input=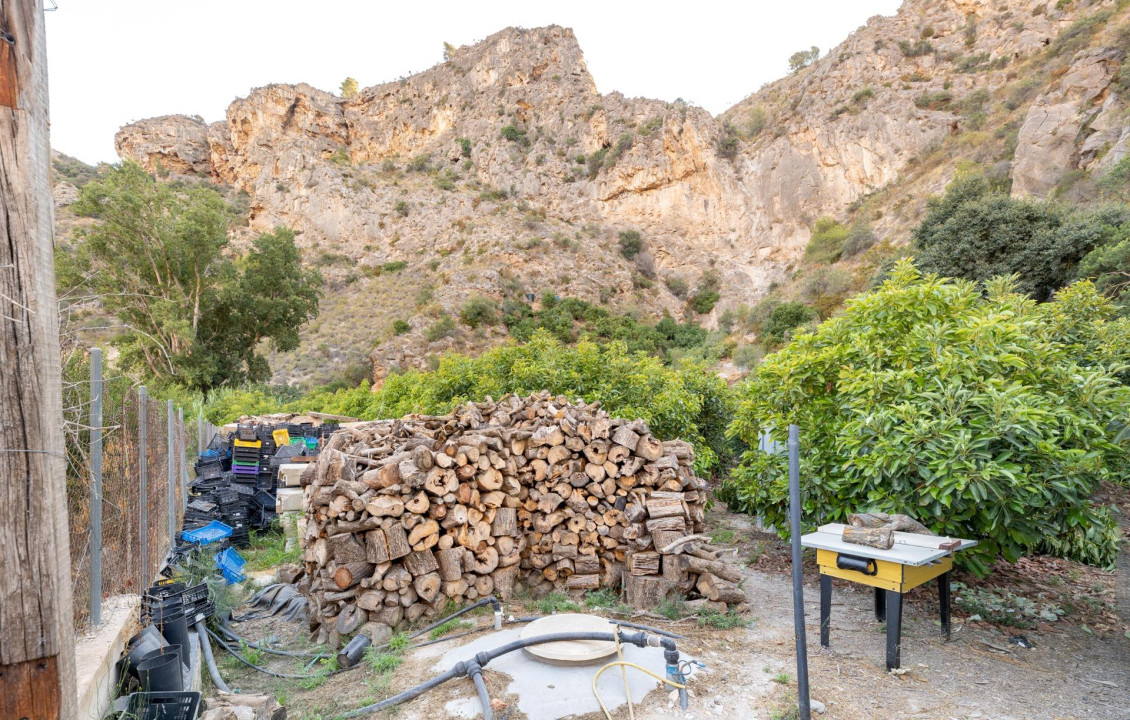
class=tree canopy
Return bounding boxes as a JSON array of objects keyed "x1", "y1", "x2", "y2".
[
  {"x1": 788, "y1": 46, "x2": 820, "y2": 72},
  {"x1": 721, "y1": 262, "x2": 1130, "y2": 574},
  {"x1": 913, "y1": 171, "x2": 1130, "y2": 301},
  {"x1": 340, "y1": 77, "x2": 359, "y2": 98},
  {"x1": 68, "y1": 162, "x2": 322, "y2": 391}
]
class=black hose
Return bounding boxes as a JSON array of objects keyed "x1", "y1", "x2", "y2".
[
  {"x1": 342, "y1": 630, "x2": 659, "y2": 719},
  {"x1": 340, "y1": 665, "x2": 464, "y2": 718},
  {"x1": 196, "y1": 621, "x2": 231, "y2": 693},
  {"x1": 470, "y1": 667, "x2": 493, "y2": 720},
  {"x1": 405, "y1": 597, "x2": 500, "y2": 641},
  {"x1": 610, "y1": 619, "x2": 685, "y2": 639}
]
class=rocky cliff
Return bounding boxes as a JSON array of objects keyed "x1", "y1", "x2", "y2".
[{"x1": 112, "y1": 0, "x2": 1129, "y2": 385}]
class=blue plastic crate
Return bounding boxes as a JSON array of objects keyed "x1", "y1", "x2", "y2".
[
  {"x1": 180, "y1": 520, "x2": 233, "y2": 545},
  {"x1": 215, "y1": 547, "x2": 246, "y2": 584}
]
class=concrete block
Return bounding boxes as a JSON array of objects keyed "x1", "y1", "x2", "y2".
[
  {"x1": 277, "y1": 488, "x2": 303, "y2": 512},
  {"x1": 278, "y1": 463, "x2": 306, "y2": 487}
]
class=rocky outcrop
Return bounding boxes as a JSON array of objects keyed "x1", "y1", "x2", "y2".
[
  {"x1": 114, "y1": 114, "x2": 212, "y2": 176},
  {"x1": 111, "y1": 0, "x2": 1129, "y2": 384},
  {"x1": 1012, "y1": 48, "x2": 1124, "y2": 197}
]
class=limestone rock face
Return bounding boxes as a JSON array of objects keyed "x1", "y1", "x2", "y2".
[
  {"x1": 114, "y1": 114, "x2": 211, "y2": 176},
  {"x1": 1012, "y1": 48, "x2": 1123, "y2": 197},
  {"x1": 111, "y1": 1, "x2": 1129, "y2": 384}
]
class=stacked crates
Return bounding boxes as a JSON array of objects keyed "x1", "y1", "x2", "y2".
[{"x1": 231, "y1": 436, "x2": 262, "y2": 479}]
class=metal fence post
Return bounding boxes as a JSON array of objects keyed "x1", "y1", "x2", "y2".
[
  {"x1": 88, "y1": 348, "x2": 103, "y2": 626},
  {"x1": 167, "y1": 398, "x2": 176, "y2": 554},
  {"x1": 139, "y1": 385, "x2": 148, "y2": 588},
  {"x1": 197, "y1": 413, "x2": 204, "y2": 453},
  {"x1": 179, "y1": 406, "x2": 188, "y2": 512},
  {"x1": 788, "y1": 424, "x2": 812, "y2": 719}
]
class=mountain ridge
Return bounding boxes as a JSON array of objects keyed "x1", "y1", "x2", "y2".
[{"x1": 97, "y1": 0, "x2": 1129, "y2": 386}]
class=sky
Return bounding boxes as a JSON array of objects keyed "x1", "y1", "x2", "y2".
[{"x1": 45, "y1": 0, "x2": 903, "y2": 164}]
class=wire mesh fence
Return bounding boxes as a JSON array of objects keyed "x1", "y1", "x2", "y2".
[{"x1": 64, "y1": 348, "x2": 195, "y2": 631}]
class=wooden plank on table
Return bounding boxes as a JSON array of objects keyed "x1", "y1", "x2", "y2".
[{"x1": 819, "y1": 523, "x2": 977, "y2": 552}]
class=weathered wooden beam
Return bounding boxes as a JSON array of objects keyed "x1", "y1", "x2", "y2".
[{"x1": 0, "y1": 1, "x2": 77, "y2": 716}]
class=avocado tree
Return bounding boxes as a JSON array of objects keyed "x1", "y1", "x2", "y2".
[{"x1": 721, "y1": 261, "x2": 1129, "y2": 574}]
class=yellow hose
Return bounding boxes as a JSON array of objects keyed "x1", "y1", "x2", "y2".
[
  {"x1": 592, "y1": 661, "x2": 687, "y2": 720},
  {"x1": 614, "y1": 631, "x2": 634, "y2": 720}
]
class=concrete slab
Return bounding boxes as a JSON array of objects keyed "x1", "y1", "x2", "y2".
[{"x1": 420, "y1": 626, "x2": 680, "y2": 720}]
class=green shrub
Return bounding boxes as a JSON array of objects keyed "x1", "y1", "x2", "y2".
[
  {"x1": 914, "y1": 91, "x2": 953, "y2": 110},
  {"x1": 745, "y1": 108, "x2": 768, "y2": 136},
  {"x1": 424, "y1": 314, "x2": 458, "y2": 342},
  {"x1": 721, "y1": 262, "x2": 1129, "y2": 575},
  {"x1": 383, "y1": 260, "x2": 407, "y2": 273},
  {"x1": 898, "y1": 39, "x2": 933, "y2": 57},
  {"x1": 732, "y1": 343, "x2": 763, "y2": 369},
  {"x1": 406, "y1": 154, "x2": 432, "y2": 172},
  {"x1": 604, "y1": 133, "x2": 634, "y2": 169},
  {"x1": 914, "y1": 171, "x2": 1130, "y2": 300},
  {"x1": 1097, "y1": 157, "x2": 1130, "y2": 203},
  {"x1": 459, "y1": 296, "x2": 500, "y2": 328},
  {"x1": 665, "y1": 275, "x2": 690, "y2": 298},
  {"x1": 690, "y1": 270, "x2": 722, "y2": 315},
  {"x1": 717, "y1": 124, "x2": 740, "y2": 160},
  {"x1": 618, "y1": 230, "x2": 643, "y2": 259},
  {"x1": 457, "y1": 137, "x2": 472, "y2": 157},
  {"x1": 762, "y1": 302, "x2": 817, "y2": 344},
  {"x1": 290, "y1": 332, "x2": 736, "y2": 474},
  {"x1": 394, "y1": 200, "x2": 409, "y2": 217},
  {"x1": 805, "y1": 217, "x2": 849, "y2": 264},
  {"x1": 840, "y1": 224, "x2": 876, "y2": 258},
  {"x1": 392, "y1": 319, "x2": 411, "y2": 335},
  {"x1": 501, "y1": 124, "x2": 529, "y2": 147},
  {"x1": 691, "y1": 290, "x2": 720, "y2": 314}
]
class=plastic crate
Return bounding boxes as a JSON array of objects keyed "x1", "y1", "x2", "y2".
[
  {"x1": 251, "y1": 488, "x2": 275, "y2": 508},
  {"x1": 215, "y1": 547, "x2": 246, "y2": 584},
  {"x1": 145, "y1": 582, "x2": 185, "y2": 601},
  {"x1": 125, "y1": 691, "x2": 201, "y2": 720},
  {"x1": 180, "y1": 520, "x2": 233, "y2": 545}
]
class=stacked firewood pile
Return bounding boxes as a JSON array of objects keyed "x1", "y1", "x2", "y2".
[{"x1": 299, "y1": 392, "x2": 747, "y2": 638}]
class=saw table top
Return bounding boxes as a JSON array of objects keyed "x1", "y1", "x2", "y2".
[{"x1": 800, "y1": 523, "x2": 977, "y2": 566}]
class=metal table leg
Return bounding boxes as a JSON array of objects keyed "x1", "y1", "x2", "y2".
[
  {"x1": 885, "y1": 590, "x2": 903, "y2": 671},
  {"x1": 874, "y1": 586, "x2": 886, "y2": 622},
  {"x1": 938, "y1": 570, "x2": 951, "y2": 640},
  {"x1": 819, "y1": 574, "x2": 832, "y2": 647}
]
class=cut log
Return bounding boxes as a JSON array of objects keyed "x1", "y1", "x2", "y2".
[
  {"x1": 842, "y1": 525, "x2": 895, "y2": 549},
  {"x1": 384, "y1": 524, "x2": 411, "y2": 560},
  {"x1": 624, "y1": 574, "x2": 671, "y2": 608},
  {"x1": 695, "y1": 573, "x2": 747, "y2": 604},
  {"x1": 628, "y1": 551, "x2": 661, "y2": 576},
  {"x1": 848, "y1": 512, "x2": 932, "y2": 535},
  {"x1": 334, "y1": 562, "x2": 375, "y2": 590},
  {"x1": 413, "y1": 572, "x2": 441, "y2": 604},
  {"x1": 403, "y1": 550, "x2": 439, "y2": 576}
]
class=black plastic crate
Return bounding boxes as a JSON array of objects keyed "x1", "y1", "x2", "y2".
[{"x1": 126, "y1": 691, "x2": 201, "y2": 720}]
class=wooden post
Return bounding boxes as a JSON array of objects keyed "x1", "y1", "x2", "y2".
[{"x1": 0, "y1": 0, "x2": 78, "y2": 717}]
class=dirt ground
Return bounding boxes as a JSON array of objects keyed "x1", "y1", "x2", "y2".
[{"x1": 208, "y1": 503, "x2": 1129, "y2": 720}]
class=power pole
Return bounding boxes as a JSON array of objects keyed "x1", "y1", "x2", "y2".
[{"x1": 0, "y1": 1, "x2": 78, "y2": 718}]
